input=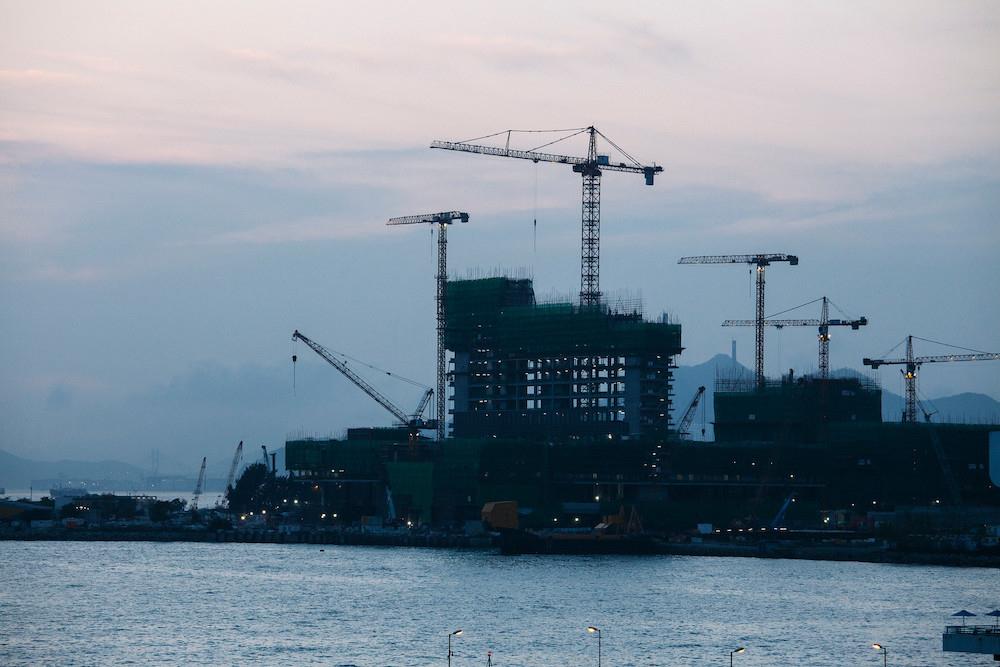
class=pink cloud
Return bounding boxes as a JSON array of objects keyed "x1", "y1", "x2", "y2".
[{"x1": 0, "y1": 68, "x2": 86, "y2": 84}]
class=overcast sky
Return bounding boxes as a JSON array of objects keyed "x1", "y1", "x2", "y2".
[{"x1": 2, "y1": 1, "x2": 998, "y2": 474}]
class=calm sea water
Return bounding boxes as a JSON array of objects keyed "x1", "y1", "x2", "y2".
[{"x1": 0, "y1": 541, "x2": 996, "y2": 666}]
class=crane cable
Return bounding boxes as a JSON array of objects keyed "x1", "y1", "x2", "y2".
[{"x1": 533, "y1": 160, "x2": 538, "y2": 263}]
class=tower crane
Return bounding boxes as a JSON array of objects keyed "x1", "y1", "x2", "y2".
[
  {"x1": 387, "y1": 211, "x2": 469, "y2": 442},
  {"x1": 431, "y1": 127, "x2": 662, "y2": 307},
  {"x1": 723, "y1": 297, "x2": 867, "y2": 379},
  {"x1": 678, "y1": 254, "x2": 799, "y2": 388},
  {"x1": 191, "y1": 456, "x2": 206, "y2": 513},
  {"x1": 863, "y1": 336, "x2": 999, "y2": 423},
  {"x1": 292, "y1": 330, "x2": 435, "y2": 454},
  {"x1": 677, "y1": 386, "x2": 706, "y2": 439}
]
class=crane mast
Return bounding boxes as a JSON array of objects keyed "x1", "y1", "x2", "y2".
[
  {"x1": 863, "y1": 335, "x2": 999, "y2": 423},
  {"x1": 679, "y1": 254, "x2": 799, "y2": 387},
  {"x1": 723, "y1": 296, "x2": 867, "y2": 379},
  {"x1": 432, "y1": 127, "x2": 661, "y2": 307},
  {"x1": 387, "y1": 211, "x2": 469, "y2": 441}
]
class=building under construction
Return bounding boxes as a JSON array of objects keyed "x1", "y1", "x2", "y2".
[
  {"x1": 713, "y1": 370, "x2": 882, "y2": 444},
  {"x1": 445, "y1": 276, "x2": 683, "y2": 440},
  {"x1": 283, "y1": 284, "x2": 998, "y2": 531}
]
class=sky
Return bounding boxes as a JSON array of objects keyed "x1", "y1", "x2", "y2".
[{"x1": 1, "y1": 1, "x2": 998, "y2": 475}]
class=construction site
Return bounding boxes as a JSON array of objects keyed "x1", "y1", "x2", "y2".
[{"x1": 282, "y1": 127, "x2": 999, "y2": 537}]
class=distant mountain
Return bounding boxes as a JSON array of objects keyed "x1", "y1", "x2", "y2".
[
  {"x1": 672, "y1": 356, "x2": 1000, "y2": 437},
  {"x1": 826, "y1": 368, "x2": 1000, "y2": 424},
  {"x1": 0, "y1": 447, "x2": 286, "y2": 494},
  {"x1": 0, "y1": 449, "x2": 146, "y2": 494},
  {"x1": 881, "y1": 392, "x2": 1000, "y2": 425},
  {"x1": 3, "y1": 367, "x2": 993, "y2": 488}
]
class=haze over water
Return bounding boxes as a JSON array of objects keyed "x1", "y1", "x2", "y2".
[{"x1": 2, "y1": 542, "x2": 995, "y2": 666}]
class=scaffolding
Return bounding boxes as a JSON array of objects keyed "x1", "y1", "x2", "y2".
[
  {"x1": 713, "y1": 373, "x2": 883, "y2": 444},
  {"x1": 446, "y1": 277, "x2": 682, "y2": 440}
]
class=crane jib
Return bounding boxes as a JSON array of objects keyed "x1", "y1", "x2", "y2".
[
  {"x1": 429, "y1": 141, "x2": 661, "y2": 181},
  {"x1": 291, "y1": 330, "x2": 434, "y2": 429}
]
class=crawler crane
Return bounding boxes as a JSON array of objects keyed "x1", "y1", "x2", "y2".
[{"x1": 292, "y1": 330, "x2": 435, "y2": 456}]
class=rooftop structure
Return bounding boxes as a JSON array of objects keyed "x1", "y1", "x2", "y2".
[{"x1": 445, "y1": 276, "x2": 683, "y2": 440}]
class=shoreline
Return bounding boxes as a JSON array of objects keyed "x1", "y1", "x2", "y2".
[{"x1": 4, "y1": 526, "x2": 999, "y2": 567}]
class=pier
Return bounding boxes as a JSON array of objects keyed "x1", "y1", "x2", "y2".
[{"x1": 942, "y1": 625, "x2": 1000, "y2": 659}]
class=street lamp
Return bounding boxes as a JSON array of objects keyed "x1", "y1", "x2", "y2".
[
  {"x1": 730, "y1": 647, "x2": 745, "y2": 666},
  {"x1": 872, "y1": 643, "x2": 886, "y2": 666},
  {"x1": 587, "y1": 626, "x2": 601, "y2": 667},
  {"x1": 448, "y1": 630, "x2": 462, "y2": 667}
]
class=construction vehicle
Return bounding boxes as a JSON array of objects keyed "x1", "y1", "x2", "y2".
[
  {"x1": 432, "y1": 127, "x2": 661, "y2": 307},
  {"x1": 863, "y1": 335, "x2": 999, "y2": 423},
  {"x1": 292, "y1": 330, "x2": 435, "y2": 455},
  {"x1": 677, "y1": 386, "x2": 706, "y2": 439},
  {"x1": 597, "y1": 505, "x2": 645, "y2": 536},
  {"x1": 723, "y1": 296, "x2": 867, "y2": 379},
  {"x1": 387, "y1": 211, "x2": 469, "y2": 441},
  {"x1": 679, "y1": 253, "x2": 798, "y2": 387},
  {"x1": 481, "y1": 500, "x2": 519, "y2": 532}
]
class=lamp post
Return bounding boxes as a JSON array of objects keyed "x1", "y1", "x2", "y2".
[
  {"x1": 587, "y1": 626, "x2": 601, "y2": 667},
  {"x1": 730, "y1": 647, "x2": 745, "y2": 666},
  {"x1": 872, "y1": 643, "x2": 886, "y2": 666},
  {"x1": 448, "y1": 630, "x2": 462, "y2": 667}
]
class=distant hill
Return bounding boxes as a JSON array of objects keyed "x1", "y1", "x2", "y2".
[
  {"x1": 0, "y1": 449, "x2": 147, "y2": 494},
  {"x1": 672, "y1": 355, "x2": 1000, "y2": 436},
  {"x1": 672, "y1": 353, "x2": 745, "y2": 440},
  {"x1": 881, "y1": 392, "x2": 1000, "y2": 425},
  {"x1": 0, "y1": 447, "x2": 286, "y2": 494}
]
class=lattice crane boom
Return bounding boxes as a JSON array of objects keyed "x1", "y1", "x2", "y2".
[
  {"x1": 292, "y1": 330, "x2": 434, "y2": 429},
  {"x1": 863, "y1": 335, "x2": 999, "y2": 423},
  {"x1": 225, "y1": 441, "x2": 243, "y2": 493},
  {"x1": 387, "y1": 211, "x2": 469, "y2": 226},
  {"x1": 679, "y1": 253, "x2": 799, "y2": 387},
  {"x1": 432, "y1": 127, "x2": 661, "y2": 307},
  {"x1": 722, "y1": 318, "x2": 866, "y2": 327},
  {"x1": 677, "y1": 386, "x2": 706, "y2": 438},
  {"x1": 191, "y1": 456, "x2": 206, "y2": 513},
  {"x1": 387, "y1": 211, "x2": 469, "y2": 441}
]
